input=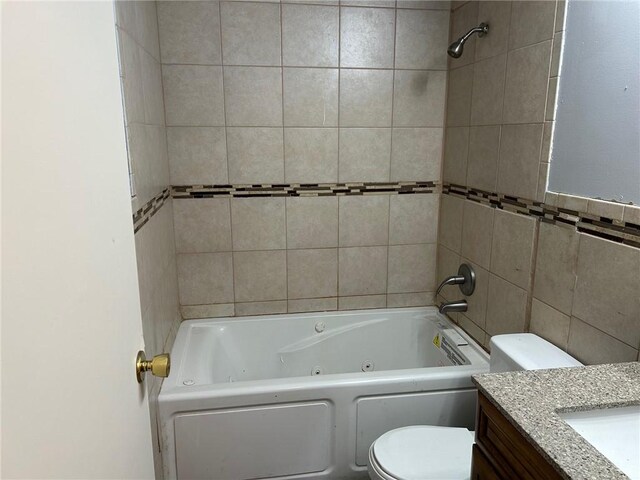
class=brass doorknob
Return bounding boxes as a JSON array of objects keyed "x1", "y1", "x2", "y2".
[{"x1": 136, "y1": 351, "x2": 170, "y2": 384}]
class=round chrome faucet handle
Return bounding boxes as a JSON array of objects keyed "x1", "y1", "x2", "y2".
[{"x1": 458, "y1": 263, "x2": 476, "y2": 296}]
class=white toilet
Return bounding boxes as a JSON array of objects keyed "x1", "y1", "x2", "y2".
[{"x1": 367, "y1": 333, "x2": 582, "y2": 480}]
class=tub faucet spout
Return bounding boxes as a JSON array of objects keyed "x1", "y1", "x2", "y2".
[{"x1": 438, "y1": 300, "x2": 468, "y2": 314}]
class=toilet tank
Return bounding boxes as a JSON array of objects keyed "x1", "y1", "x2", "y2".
[{"x1": 489, "y1": 334, "x2": 582, "y2": 373}]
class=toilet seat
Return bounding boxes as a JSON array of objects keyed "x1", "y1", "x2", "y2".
[{"x1": 368, "y1": 426, "x2": 474, "y2": 480}]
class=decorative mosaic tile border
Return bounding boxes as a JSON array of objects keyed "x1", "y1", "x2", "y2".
[
  {"x1": 133, "y1": 188, "x2": 170, "y2": 233},
  {"x1": 443, "y1": 183, "x2": 640, "y2": 249},
  {"x1": 171, "y1": 181, "x2": 438, "y2": 199}
]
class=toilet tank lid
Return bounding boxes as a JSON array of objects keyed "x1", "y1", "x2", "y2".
[{"x1": 490, "y1": 334, "x2": 583, "y2": 370}]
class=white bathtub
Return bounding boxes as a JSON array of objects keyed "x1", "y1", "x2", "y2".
[{"x1": 158, "y1": 307, "x2": 489, "y2": 480}]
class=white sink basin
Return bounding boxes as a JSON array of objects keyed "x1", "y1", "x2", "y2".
[{"x1": 560, "y1": 405, "x2": 640, "y2": 479}]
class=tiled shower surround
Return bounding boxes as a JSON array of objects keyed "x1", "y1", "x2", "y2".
[
  {"x1": 115, "y1": 3, "x2": 181, "y2": 476},
  {"x1": 437, "y1": 0, "x2": 640, "y2": 364},
  {"x1": 121, "y1": 0, "x2": 639, "y2": 370},
  {"x1": 157, "y1": 0, "x2": 451, "y2": 318}
]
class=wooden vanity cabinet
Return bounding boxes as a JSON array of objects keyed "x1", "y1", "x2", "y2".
[{"x1": 471, "y1": 392, "x2": 563, "y2": 480}]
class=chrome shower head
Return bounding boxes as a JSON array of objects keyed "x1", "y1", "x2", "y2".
[{"x1": 447, "y1": 23, "x2": 489, "y2": 58}]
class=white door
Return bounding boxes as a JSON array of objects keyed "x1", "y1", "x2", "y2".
[{"x1": 2, "y1": 2, "x2": 155, "y2": 478}]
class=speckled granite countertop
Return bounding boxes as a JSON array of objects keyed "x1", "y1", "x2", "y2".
[{"x1": 473, "y1": 362, "x2": 640, "y2": 479}]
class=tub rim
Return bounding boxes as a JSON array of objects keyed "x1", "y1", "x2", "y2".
[{"x1": 160, "y1": 306, "x2": 489, "y2": 396}]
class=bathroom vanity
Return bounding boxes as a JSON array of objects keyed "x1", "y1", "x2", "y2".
[{"x1": 471, "y1": 363, "x2": 640, "y2": 479}]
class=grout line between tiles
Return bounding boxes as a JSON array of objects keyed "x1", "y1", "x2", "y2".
[{"x1": 336, "y1": 3, "x2": 342, "y2": 298}]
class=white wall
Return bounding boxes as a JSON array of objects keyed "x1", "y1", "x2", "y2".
[
  {"x1": 550, "y1": 0, "x2": 640, "y2": 204},
  {"x1": 1, "y1": 2, "x2": 154, "y2": 477}
]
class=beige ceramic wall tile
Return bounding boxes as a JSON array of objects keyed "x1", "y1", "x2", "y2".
[
  {"x1": 135, "y1": 205, "x2": 169, "y2": 315},
  {"x1": 555, "y1": 0, "x2": 566, "y2": 32},
  {"x1": 341, "y1": 0, "x2": 395, "y2": 7},
  {"x1": 557, "y1": 193, "x2": 589, "y2": 213},
  {"x1": 135, "y1": 1, "x2": 161, "y2": 60},
  {"x1": 536, "y1": 162, "x2": 549, "y2": 203},
  {"x1": 490, "y1": 209, "x2": 537, "y2": 289},
  {"x1": 497, "y1": 123, "x2": 543, "y2": 199},
  {"x1": 282, "y1": 0, "x2": 328, "y2": 4},
  {"x1": 128, "y1": 124, "x2": 170, "y2": 205},
  {"x1": 339, "y1": 195, "x2": 390, "y2": 247},
  {"x1": 287, "y1": 248, "x2": 338, "y2": 299},
  {"x1": 475, "y1": 1, "x2": 511, "y2": 61},
  {"x1": 338, "y1": 294, "x2": 387, "y2": 310},
  {"x1": 118, "y1": 30, "x2": 145, "y2": 124},
  {"x1": 438, "y1": 194, "x2": 464, "y2": 252},
  {"x1": 530, "y1": 298, "x2": 570, "y2": 350},
  {"x1": 544, "y1": 192, "x2": 559, "y2": 207},
  {"x1": 338, "y1": 246, "x2": 388, "y2": 296},
  {"x1": 550, "y1": 31, "x2": 563, "y2": 77},
  {"x1": 233, "y1": 250, "x2": 287, "y2": 302},
  {"x1": 162, "y1": 65, "x2": 225, "y2": 126},
  {"x1": 288, "y1": 297, "x2": 338, "y2": 313},
  {"x1": 393, "y1": 70, "x2": 446, "y2": 127},
  {"x1": 446, "y1": 64, "x2": 473, "y2": 127},
  {"x1": 387, "y1": 292, "x2": 435, "y2": 308},
  {"x1": 624, "y1": 205, "x2": 640, "y2": 225},
  {"x1": 235, "y1": 300, "x2": 288, "y2": 317},
  {"x1": 140, "y1": 50, "x2": 165, "y2": 126},
  {"x1": 545, "y1": 77, "x2": 557, "y2": 122},
  {"x1": 157, "y1": 1, "x2": 222, "y2": 65},
  {"x1": 572, "y1": 234, "x2": 640, "y2": 348},
  {"x1": 388, "y1": 244, "x2": 437, "y2": 293},
  {"x1": 226, "y1": 127, "x2": 284, "y2": 184},
  {"x1": 159, "y1": 202, "x2": 179, "y2": 271},
  {"x1": 502, "y1": 41, "x2": 552, "y2": 124},
  {"x1": 470, "y1": 53, "x2": 506, "y2": 126},
  {"x1": 283, "y1": 68, "x2": 339, "y2": 126},
  {"x1": 223, "y1": 67, "x2": 283, "y2": 126},
  {"x1": 539, "y1": 121, "x2": 553, "y2": 165},
  {"x1": 282, "y1": 4, "x2": 339, "y2": 67},
  {"x1": 167, "y1": 127, "x2": 228, "y2": 185},
  {"x1": 181, "y1": 303, "x2": 235, "y2": 320},
  {"x1": 340, "y1": 69, "x2": 394, "y2": 127},
  {"x1": 395, "y1": 9, "x2": 449, "y2": 70},
  {"x1": 115, "y1": 1, "x2": 138, "y2": 42},
  {"x1": 173, "y1": 198, "x2": 232, "y2": 253},
  {"x1": 177, "y1": 252, "x2": 234, "y2": 305},
  {"x1": 389, "y1": 194, "x2": 439, "y2": 245},
  {"x1": 286, "y1": 197, "x2": 339, "y2": 249},
  {"x1": 586, "y1": 199, "x2": 625, "y2": 221},
  {"x1": 436, "y1": 244, "x2": 461, "y2": 301},
  {"x1": 220, "y1": 1, "x2": 281, "y2": 66},
  {"x1": 485, "y1": 273, "x2": 528, "y2": 335},
  {"x1": 461, "y1": 200, "x2": 494, "y2": 268},
  {"x1": 231, "y1": 197, "x2": 286, "y2": 251},
  {"x1": 340, "y1": 7, "x2": 395, "y2": 68},
  {"x1": 284, "y1": 128, "x2": 339, "y2": 183},
  {"x1": 461, "y1": 259, "x2": 489, "y2": 329},
  {"x1": 458, "y1": 314, "x2": 486, "y2": 346},
  {"x1": 568, "y1": 317, "x2": 638, "y2": 365},
  {"x1": 339, "y1": 128, "x2": 391, "y2": 182},
  {"x1": 467, "y1": 125, "x2": 499, "y2": 192},
  {"x1": 508, "y1": 0, "x2": 555, "y2": 50},
  {"x1": 442, "y1": 127, "x2": 469, "y2": 186},
  {"x1": 390, "y1": 128, "x2": 443, "y2": 181},
  {"x1": 396, "y1": 1, "x2": 451, "y2": 9},
  {"x1": 533, "y1": 222, "x2": 579, "y2": 315}
]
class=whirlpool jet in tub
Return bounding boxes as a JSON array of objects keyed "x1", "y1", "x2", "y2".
[{"x1": 158, "y1": 307, "x2": 489, "y2": 479}]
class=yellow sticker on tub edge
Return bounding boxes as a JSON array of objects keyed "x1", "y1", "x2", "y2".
[{"x1": 433, "y1": 334, "x2": 441, "y2": 348}]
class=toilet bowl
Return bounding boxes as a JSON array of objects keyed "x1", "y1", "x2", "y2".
[
  {"x1": 367, "y1": 334, "x2": 582, "y2": 480},
  {"x1": 368, "y1": 426, "x2": 474, "y2": 480}
]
